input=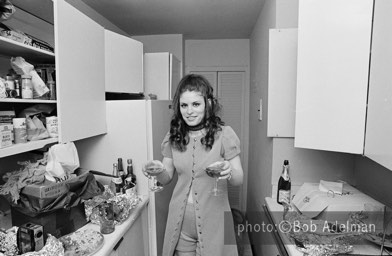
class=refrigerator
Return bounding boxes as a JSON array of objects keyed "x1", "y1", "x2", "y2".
[{"x1": 75, "y1": 99, "x2": 176, "y2": 256}]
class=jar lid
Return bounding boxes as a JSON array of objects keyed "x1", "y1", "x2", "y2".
[{"x1": 21, "y1": 74, "x2": 32, "y2": 79}]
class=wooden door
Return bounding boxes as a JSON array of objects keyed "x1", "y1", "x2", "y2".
[{"x1": 54, "y1": 0, "x2": 106, "y2": 142}]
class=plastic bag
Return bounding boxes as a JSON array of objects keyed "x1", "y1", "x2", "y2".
[
  {"x1": 10, "y1": 57, "x2": 49, "y2": 97},
  {"x1": 45, "y1": 142, "x2": 80, "y2": 182},
  {"x1": 26, "y1": 116, "x2": 49, "y2": 141}
]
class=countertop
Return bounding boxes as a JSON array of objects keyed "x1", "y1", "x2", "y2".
[
  {"x1": 264, "y1": 197, "x2": 389, "y2": 256},
  {"x1": 79, "y1": 195, "x2": 149, "y2": 256}
]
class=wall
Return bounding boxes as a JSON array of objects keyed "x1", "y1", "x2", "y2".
[
  {"x1": 355, "y1": 156, "x2": 392, "y2": 206},
  {"x1": 132, "y1": 34, "x2": 184, "y2": 62},
  {"x1": 248, "y1": 0, "x2": 356, "y2": 255}
]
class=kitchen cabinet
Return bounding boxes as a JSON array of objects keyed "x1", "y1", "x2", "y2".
[
  {"x1": 0, "y1": 0, "x2": 107, "y2": 158},
  {"x1": 144, "y1": 52, "x2": 181, "y2": 100},
  {"x1": 110, "y1": 204, "x2": 149, "y2": 256},
  {"x1": 105, "y1": 30, "x2": 144, "y2": 93},
  {"x1": 364, "y1": 0, "x2": 392, "y2": 170},
  {"x1": 267, "y1": 28, "x2": 297, "y2": 138},
  {"x1": 294, "y1": 0, "x2": 373, "y2": 154}
]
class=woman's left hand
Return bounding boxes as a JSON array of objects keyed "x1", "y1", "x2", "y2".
[{"x1": 216, "y1": 160, "x2": 232, "y2": 180}]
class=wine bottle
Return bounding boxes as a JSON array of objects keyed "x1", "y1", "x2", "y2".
[
  {"x1": 124, "y1": 159, "x2": 137, "y2": 195},
  {"x1": 117, "y1": 158, "x2": 125, "y2": 182},
  {"x1": 277, "y1": 160, "x2": 291, "y2": 206},
  {"x1": 110, "y1": 163, "x2": 123, "y2": 195}
]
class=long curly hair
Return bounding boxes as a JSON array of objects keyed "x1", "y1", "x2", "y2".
[{"x1": 169, "y1": 74, "x2": 224, "y2": 151}]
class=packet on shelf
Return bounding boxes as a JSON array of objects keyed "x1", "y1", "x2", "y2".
[{"x1": 0, "y1": 124, "x2": 12, "y2": 148}]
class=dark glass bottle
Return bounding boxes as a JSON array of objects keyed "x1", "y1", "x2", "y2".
[
  {"x1": 111, "y1": 163, "x2": 123, "y2": 195},
  {"x1": 277, "y1": 160, "x2": 291, "y2": 205},
  {"x1": 124, "y1": 159, "x2": 136, "y2": 194},
  {"x1": 126, "y1": 159, "x2": 136, "y2": 184},
  {"x1": 117, "y1": 158, "x2": 125, "y2": 182}
]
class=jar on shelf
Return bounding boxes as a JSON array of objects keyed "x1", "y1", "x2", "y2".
[
  {"x1": 5, "y1": 75, "x2": 15, "y2": 90},
  {"x1": 47, "y1": 81, "x2": 56, "y2": 100},
  {"x1": 21, "y1": 75, "x2": 33, "y2": 99}
]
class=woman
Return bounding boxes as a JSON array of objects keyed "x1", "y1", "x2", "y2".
[{"x1": 144, "y1": 74, "x2": 244, "y2": 256}]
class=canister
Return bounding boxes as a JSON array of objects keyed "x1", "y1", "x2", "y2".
[
  {"x1": 45, "y1": 116, "x2": 58, "y2": 138},
  {"x1": 13, "y1": 118, "x2": 27, "y2": 143},
  {"x1": 21, "y1": 75, "x2": 33, "y2": 99}
]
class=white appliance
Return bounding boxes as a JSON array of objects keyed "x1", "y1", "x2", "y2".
[
  {"x1": 144, "y1": 52, "x2": 182, "y2": 100},
  {"x1": 75, "y1": 99, "x2": 175, "y2": 256}
]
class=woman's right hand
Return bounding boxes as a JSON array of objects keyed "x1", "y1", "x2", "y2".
[{"x1": 142, "y1": 160, "x2": 165, "y2": 176}]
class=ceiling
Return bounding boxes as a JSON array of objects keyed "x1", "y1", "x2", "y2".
[{"x1": 80, "y1": 0, "x2": 265, "y2": 39}]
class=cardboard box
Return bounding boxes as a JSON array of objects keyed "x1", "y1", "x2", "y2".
[
  {"x1": 11, "y1": 203, "x2": 87, "y2": 239},
  {"x1": 0, "y1": 124, "x2": 13, "y2": 148},
  {"x1": 21, "y1": 168, "x2": 89, "y2": 199}
]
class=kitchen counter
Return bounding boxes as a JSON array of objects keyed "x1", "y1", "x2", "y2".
[
  {"x1": 264, "y1": 197, "x2": 389, "y2": 256},
  {"x1": 1, "y1": 195, "x2": 149, "y2": 256},
  {"x1": 79, "y1": 195, "x2": 149, "y2": 256}
]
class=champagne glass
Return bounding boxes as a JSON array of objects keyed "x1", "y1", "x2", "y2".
[
  {"x1": 142, "y1": 161, "x2": 164, "y2": 192},
  {"x1": 205, "y1": 162, "x2": 225, "y2": 196}
]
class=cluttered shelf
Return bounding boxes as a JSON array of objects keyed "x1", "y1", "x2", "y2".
[
  {"x1": 0, "y1": 36, "x2": 54, "y2": 63},
  {"x1": 264, "y1": 182, "x2": 392, "y2": 256},
  {"x1": 0, "y1": 137, "x2": 57, "y2": 158}
]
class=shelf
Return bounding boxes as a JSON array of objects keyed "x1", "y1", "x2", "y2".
[
  {"x1": 0, "y1": 98, "x2": 56, "y2": 103},
  {"x1": 0, "y1": 137, "x2": 58, "y2": 158},
  {"x1": 0, "y1": 36, "x2": 55, "y2": 63}
]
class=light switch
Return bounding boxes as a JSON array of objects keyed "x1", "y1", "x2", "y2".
[{"x1": 259, "y1": 99, "x2": 262, "y2": 121}]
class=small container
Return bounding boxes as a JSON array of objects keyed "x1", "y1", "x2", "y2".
[
  {"x1": 5, "y1": 75, "x2": 15, "y2": 90},
  {"x1": 47, "y1": 81, "x2": 56, "y2": 100},
  {"x1": 45, "y1": 116, "x2": 58, "y2": 138},
  {"x1": 14, "y1": 80, "x2": 21, "y2": 98},
  {"x1": 21, "y1": 75, "x2": 33, "y2": 99},
  {"x1": 13, "y1": 118, "x2": 27, "y2": 144}
]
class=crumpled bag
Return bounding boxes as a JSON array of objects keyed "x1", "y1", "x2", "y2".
[
  {"x1": 10, "y1": 56, "x2": 49, "y2": 97},
  {"x1": 26, "y1": 115, "x2": 49, "y2": 141},
  {"x1": 45, "y1": 142, "x2": 80, "y2": 182},
  {"x1": 0, "y1": 0, "x2": 15, "y2": 21}
]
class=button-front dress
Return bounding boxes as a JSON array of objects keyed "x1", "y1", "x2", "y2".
[{"x1": 161, "y1": 126, "x2": 240, "y2": 256}]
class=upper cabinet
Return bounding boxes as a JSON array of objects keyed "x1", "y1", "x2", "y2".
[
  {"x1": 0, "y1": 0, "x2": 108, "y2": 157},
  {"x1": 144, "y1": 52, "x2": 181, "y2": 100},
  {"x1": 294, "y1": 0, "x2": 373, "y2": 154},
  {"x1": 364, "y1": 0, "x2": 392, "y2": 170},
  {"x1": 54, "y1": 0, "x2": 106, "y2": 143},
  {"x1": 105, "y1": 30, "x2": 144, "y2": 93}
]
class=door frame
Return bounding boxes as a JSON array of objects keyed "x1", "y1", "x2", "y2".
[{"x1": 185, "y1": 65, "x2": 250, "y2": 213}]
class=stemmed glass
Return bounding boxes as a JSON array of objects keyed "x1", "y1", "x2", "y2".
[
  {"x1": 142, "y1": 161, "x2": 164, "y2": 192},
  {"x1": 205, "y1": 162, "x2": 225, "y2": 196}
]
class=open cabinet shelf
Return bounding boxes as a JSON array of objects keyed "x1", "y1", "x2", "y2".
[
  {"x1": 0, "y1": 137, "x2": 58, "y2": 158},
  {"x1": 0, "y1": 36, "x2": 55, "y2": 63}
]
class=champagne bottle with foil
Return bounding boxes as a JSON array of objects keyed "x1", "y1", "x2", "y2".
[
  {"x1": 277, "y1": 160, "x2": 291, "y2": 205},
  {"x1": 124, "y1": 158, "x2": 136, "y2": 195},
  {"x1": 110, "y1": 163, "x2": 123, "y2": 195}
]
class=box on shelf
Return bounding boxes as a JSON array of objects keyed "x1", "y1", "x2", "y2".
[
  {"x1": 21, "y1": 168, "x2": 89, "y2": 199},
  {"x1": 0, "y1": 124, "x2": 13, "y2": 148},
  {"x1": 11, "y1": 202, "x2": 87, "y2": 239}
]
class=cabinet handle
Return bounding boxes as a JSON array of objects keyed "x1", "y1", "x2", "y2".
[{"x1": 113, "y1": 237, "x2": 124, "y2": 251}]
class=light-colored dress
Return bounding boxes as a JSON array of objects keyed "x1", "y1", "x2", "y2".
[{"x1": 161, "y1": 126, "x2": 240, "y2": 256}]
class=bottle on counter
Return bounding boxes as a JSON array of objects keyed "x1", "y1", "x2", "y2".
[
  {"x1": 277, "y1": 160, "x2": 291, "y2": 206},
  {"x1": 124, "y1": 158, "x2": 136, "y2": 195},
  {"x1": 110, "y1": 163, "x2": 123, "y2": 195},
  {"x1": 117, "y1": 158, "x2": 126, "y2": 182}
]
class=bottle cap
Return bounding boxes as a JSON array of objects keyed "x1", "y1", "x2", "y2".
[{"x1": 284, "y1": 160, "x2": 289, "y2": 165}]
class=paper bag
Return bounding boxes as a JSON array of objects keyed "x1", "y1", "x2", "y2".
[
  {"x1": 26, "y1": 116, "x2": 49, "y2": 141},
  {"x1": 45, "y1": 142, "x2": 80, "y2": 182}
]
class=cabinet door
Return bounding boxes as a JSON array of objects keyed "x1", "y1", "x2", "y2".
[
  {"x1": 54, "y1": 0, "x2": 106, "y2": 142},
  {"x1": 105, "y1": 30, "x2": 143, "y2": 93},
  {"x1": 294, "y1": 0, "x2": 373, "y2": 153},
  {"x1": 169, "y1": 54, "x2": 181, "y2": 100},
  {"x1": 144, "y1": 52, "x2": 170, "y2": 99},
  {"x1": 364, "y1": 0, "x2": 392, "y2": 170},
  {"x1": 267, "y1": 28, "x2": 297, "y2": 138}
]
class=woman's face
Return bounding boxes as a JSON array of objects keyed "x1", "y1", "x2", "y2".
[{"x1": 179, "y1": 90, "x2": 206, "y2": 127}]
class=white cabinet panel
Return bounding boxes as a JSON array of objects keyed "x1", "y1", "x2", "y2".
[
  {"x1": 295, "y1": 0, "x2": 373, "y2": 154},
  {"x1": 364, "y1": 0, "x2": 392, "y2": 170},
  {"x1": 267, "y1": 28, "x2": 297, "y2": 138},
  {"x1": 105, "y1": 30, "x2": 143, "y2": 93},
  {"x1": 144, "y1": 52, "x2": 181, "y2": 100},
  {"x1": 54, "y1": 0, "x2": 106, "y2": 142}
]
